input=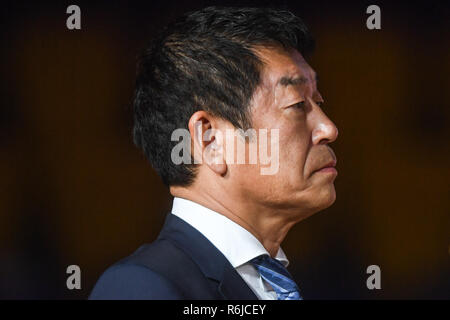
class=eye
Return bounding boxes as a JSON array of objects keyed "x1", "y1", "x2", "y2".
[{"x1": 293, "y1": 101, "x2": 305, "y2": 109}]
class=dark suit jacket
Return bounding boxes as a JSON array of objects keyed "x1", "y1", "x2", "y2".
[{"x1": 89, "y1": 213, "x2": 259, "y2": 299}]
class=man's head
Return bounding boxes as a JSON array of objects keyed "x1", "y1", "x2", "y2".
[{"x1": 133, "y1": 6, "x2": 338, "y2": 220}]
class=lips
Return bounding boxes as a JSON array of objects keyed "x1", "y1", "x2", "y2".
[
  {"x1": 313, "y1": 159, "x2": 337, "y2": 174},
  {"x1": 321, "y1": 160, "x2": 337, "y2": 170}
]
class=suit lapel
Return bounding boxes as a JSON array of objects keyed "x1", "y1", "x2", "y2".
[
  {"x1": 218, "y1": 263, "x2": 259, "y2": 300},
  {"x1": 158, "y1": 213, "x2": 258, "y2": 300}
]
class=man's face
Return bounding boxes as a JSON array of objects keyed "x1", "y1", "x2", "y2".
[{"x1": 228, "y1": 46, "x2": 338, "y2": 219}]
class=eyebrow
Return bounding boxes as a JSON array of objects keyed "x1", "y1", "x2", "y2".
[{"x1": 277, "y1": 74, "x2": 319, "y2": 87}]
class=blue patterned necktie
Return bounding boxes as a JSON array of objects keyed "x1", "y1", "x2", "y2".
[{"x1": 250, "y1": 254, "x2": 303, "y2": 300}]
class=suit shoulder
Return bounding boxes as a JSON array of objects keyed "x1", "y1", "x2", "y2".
[
  {"x1": 88, "y1": 262, "x2": 184, "y2": 300},
  {"x1": 123, "y1": 238, "x2": 193, "y2": 269}
]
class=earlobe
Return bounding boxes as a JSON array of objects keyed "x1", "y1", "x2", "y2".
[
  {"x1": 208, "y1": 161, "x2": 228, "y2": 176},
  {"x1": 203, "y1": 131, "x2": 228, "y2": 176}
]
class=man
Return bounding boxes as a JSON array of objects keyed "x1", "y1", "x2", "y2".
[{"x1": 89, "y1": 6, "x2": 338, "y2": 300}]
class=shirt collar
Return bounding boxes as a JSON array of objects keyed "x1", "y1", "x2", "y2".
[{"x1": 171, "y1": 197, "x2": 289, "y2": 268}]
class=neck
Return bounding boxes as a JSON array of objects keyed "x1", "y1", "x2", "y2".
[{"x1": 170, "y1": 185, "x2": 298, "y2": 258}]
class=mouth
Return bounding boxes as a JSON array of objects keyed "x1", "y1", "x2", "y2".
[{"x1": 314, "y1": 159, "x2": 337, "y2": 175}]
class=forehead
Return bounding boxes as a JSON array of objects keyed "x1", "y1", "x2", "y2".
[{"x1": 255, "y1": 46, "x2": 316, "y2": 87}]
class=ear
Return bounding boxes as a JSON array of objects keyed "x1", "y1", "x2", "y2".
[{"x1": 188, "y1": 111, "x2": 227, "y2": 176}]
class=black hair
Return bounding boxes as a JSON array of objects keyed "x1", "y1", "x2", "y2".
[{"x1": 133, "y1": 6, "x2": 314, "y2": 186}]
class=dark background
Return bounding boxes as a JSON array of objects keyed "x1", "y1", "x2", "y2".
[{"x1": 1, "y1": 0, "x2": 449, "y2": 299}]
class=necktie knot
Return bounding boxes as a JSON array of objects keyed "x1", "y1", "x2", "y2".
[{"x1": 250, "y1": 255, "x2": 302, "y2": 300}]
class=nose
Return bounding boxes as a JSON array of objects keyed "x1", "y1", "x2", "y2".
[{"x1": 309, "y1": 98, "x2": 338, "y2": 145}]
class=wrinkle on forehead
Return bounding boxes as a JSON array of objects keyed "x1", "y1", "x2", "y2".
[{"x1": 252, "y1": 46, "x2": 316, "y2": 108}]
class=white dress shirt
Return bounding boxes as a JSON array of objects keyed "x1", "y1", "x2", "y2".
[{"x1": 171, "y1": 197, "x2": 290, "y2": 300}]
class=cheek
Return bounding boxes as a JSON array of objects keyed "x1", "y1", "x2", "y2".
[
  {"x1": 279, "y1": 125, "x2": 310, "y2": 179},
  {"x1": 229, "y1": 163, "x2": 283, "y2": 203}
]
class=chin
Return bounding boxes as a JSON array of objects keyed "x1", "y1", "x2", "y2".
[
  {"x1": 323, "y1": 189, "x2": 336, "y2": 208},
  {"x1": 301, "y1": 183, "x2": 337, "y2": 214},
  {"x1": 274, "y1": 179, "x2": 337, "y2": 216},
  {"x1": 317, "y1": 184, "x2": 337, "y2": 210}
]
